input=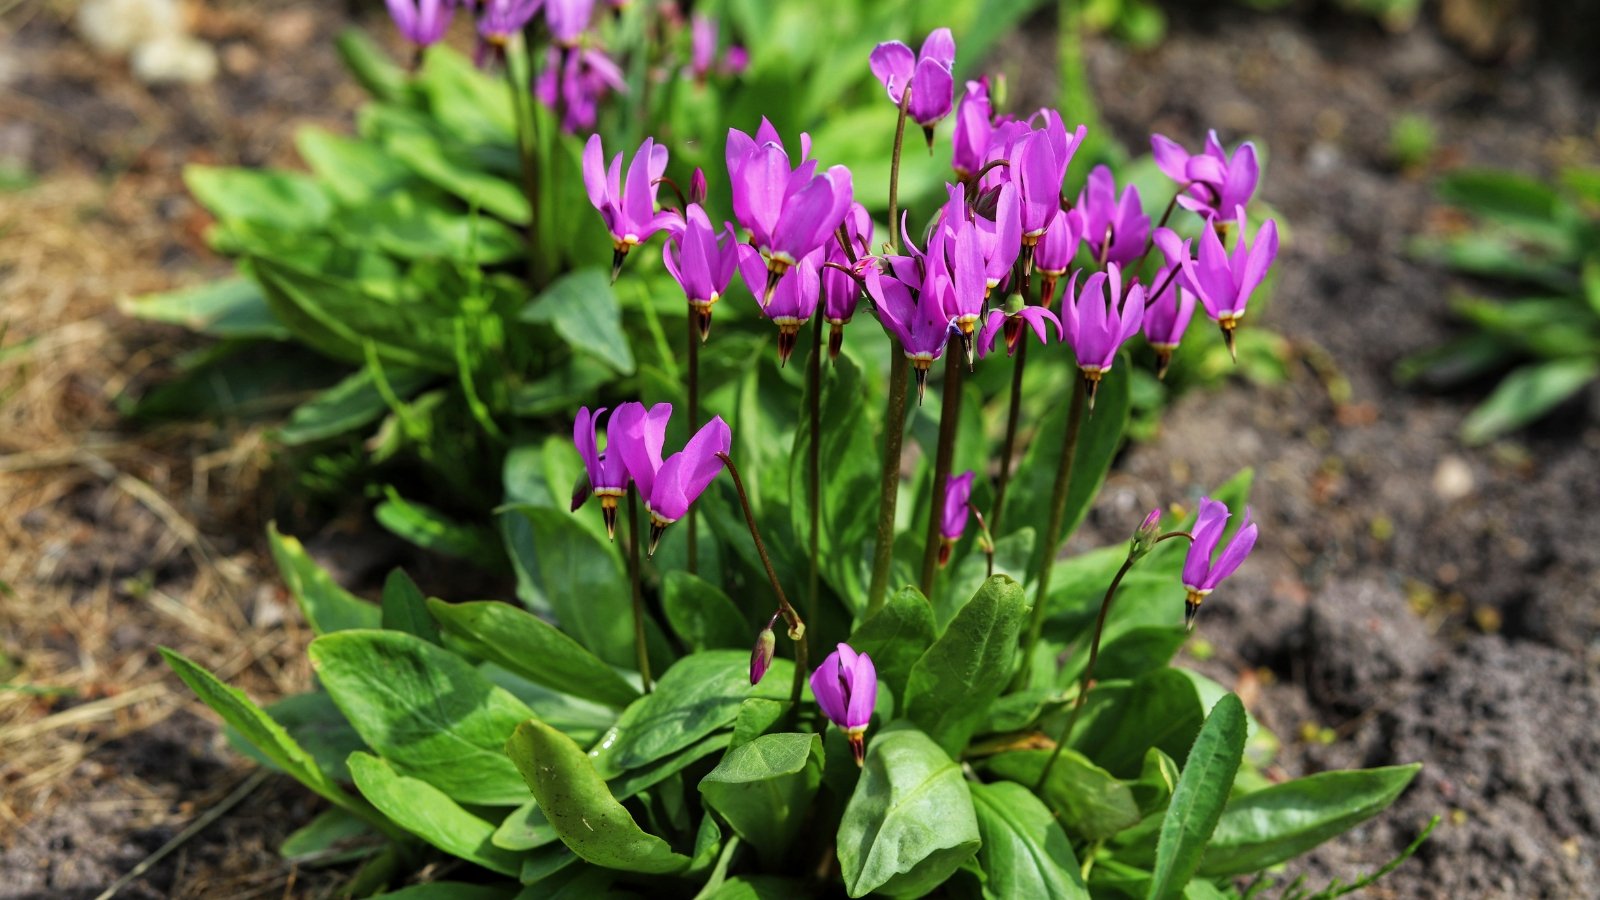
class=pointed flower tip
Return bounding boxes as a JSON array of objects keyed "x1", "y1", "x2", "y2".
[
  {"x1": 647, "y1": 522, "x2": 666, "y2": 557},
  {"x1": 750, "y1": 626, "x2": 776, "y2": 685}
]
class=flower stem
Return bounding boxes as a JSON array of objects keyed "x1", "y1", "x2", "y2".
[
  {"x1": 1015, "y1": 374, "x2": 1086, "y2": 688},
  {"x1": 866, "y1": 84, "x2": 915, "y2": 615},
  {"x1": 503, "y1": 37, "x2": 543, "y2": 288},
  {"x1": 989, "y1": 338, "x2": 1027, "y2": 535},
  {"x1": 807, "y1": 313, "x2": 823, "y2": 622},
  {"x1": 920, "y1": 345, "x2": 964, "y2": 596},
  {"x1": 626, "y1": 490, "x2": 653, "y2": 693},
  {"x1": 716, "y1": 451, "x2": 809, "y2": 713},
  {"x1": 686, "y1": 307, "x2": 700, "y2": 575}
]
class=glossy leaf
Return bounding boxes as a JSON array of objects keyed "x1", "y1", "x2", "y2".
[
  {"x1": 347, "y1": 752, "x2": 522, "y2": 876},
  {"x1": 278, "y1": 366, "x2": 435, "y2": 446},
  {"x1": 847, "y1": 585, "x2": 936, "y2": 708},
  {"x1": 521, "y1": 269, "x2": 635, "y2": 375},
  {"x1": 124, "y1": 277, "x2": 288, "y2": 340},
  {"x1": 514, "y1": 506, "x2": 635, "y2": 669},
  {"x1": 837, "y1": 725, "x2": 980, "y2": 898},
  {"x1": 1148, "y1": 694, "x2": 1247, "y2": 900},
  {"x1": 969, "y1": 780, "x2": 1089, "y2": 900},
  {"x1": 492, "y1": 799, "x2": 557, "y2": 851},
  {"x1": 279, "y1": 807, "x2": 376, "y2": 865},
  {"x1": 380, "y1": 568, "x2": 440, "y2": 645},
  {"x1": 225, "y1": 689, "x2": 364, "y2": 783},
  {"x1": 295, "y1": 127, "x2": 410, "y2": 206},
  {"x1": 506, "y1": 719, "x2": 692, "y2": 875},
  {"x1": 699, "y1": 732, "x2": 824, "y2": 864},
  {"x1": 309, "y1": 630, "x2": 535, "y2": 805},
  {"x1": 1070, "y1": 668, "x2": 1206, "y2": 778},
  {"x1": 427, "y1": 599, "x2": 639, "y2": 708},
  {"x1": 788, "y1": 353, "x2": 878, "y2": 606},
  {"x1": 903, "y1": 576, "x2": 1028, "y2": 755},
  {"x1": 374, "y1": 488, "x2": 505, "y2": 570},
  {"x1": 1461, "y1": 357, "x2": 1599, "y2": 444},
  {"x1": 185, "y1": 164, "x2": 332, "y2": 230},
  {"x1": 662, "y1": 571, "x2": 750, "y2": 652},
  {"x1": 985, "y1": 748, "x2": 1142, "y2": 841},
  {"x1": 267, "y1": 523, "x2": 380, "y2": 634}
]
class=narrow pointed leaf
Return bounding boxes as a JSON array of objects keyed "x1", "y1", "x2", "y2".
[
  {"x1": 427, "y1": 599, "x2": 639, "y2": 708},
  {"x1": 903, "y1": 575, "x2": 1028, "y2": 755},
  {"x1": 1148, "y1": 693, "x2": 1247, "y2": 899},
  {"x1": 970, "y1": 780, "x2": 1089, "y2": 899},
  {"x1": 268, "y1": 523, "x2": 380, "y2": 634},
  {"x1": 347, "y1": 752, "x2": 522, "y2": 876}
]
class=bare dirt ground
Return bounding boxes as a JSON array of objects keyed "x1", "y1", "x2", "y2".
[{"x1": 2, "y1": 0, "x2": 1596, "y2": 897}]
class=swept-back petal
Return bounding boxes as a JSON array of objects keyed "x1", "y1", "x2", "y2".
[
  {"x1": 868, "y1": 41, "x2": 915, "y2": 102},
  {"x1": 844, "y1": 652, "x2": 878, "y2": 730},
  {"x1": 1182, "y1": 498, "x2": 1230, "y2": 587},
  {"x1": 920, "y1": 28, "x2": 955, "y2": 67},
  {"x1": 810, "y1": 650, "x2": 848, "y2": 726},
  {"x1": 1205, "y1": 509, "x2": 1257, "y2": 589}
]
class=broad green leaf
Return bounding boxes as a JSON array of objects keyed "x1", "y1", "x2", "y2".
[
  {"x1": 985, "y1": 748, "x2": 1142, "y2": 840},
  {"x1": 415, "y1": 44, "x2": 517, "y2": 145},
  {"x1": 788, "y1": 353, "x2": 878, "y2": 605},
  {"x1": 225, "y1": 690, "x2": 364, "y2": 783},
  {"x1": 662, "y1": 571, "x2": 750, "y2": 652},
  {"x1": 309, "y1": 630, "x2": 535, "y2": 805},
  {"x1": 514, "y1": 506, "x2": 635, "y2": 669},
  {"x1": 837, "y1": 725, "x2": 981, "y2": 898},
  {"x1": 385, "y1": 130, "x2": 531, "y2": 224},
  {"x1": 339, "y1": 188, "x2": 525, "y2": 263},
  {"x1": 380, "y1": 569, "x2": 439, "y2": 645},
  {"x1": 1454, "y1": 295, "x2": 1600, "y2": 359},
  {"x1": 124, "y1": 277, "x2": 288, "y2": 340},
  {"x1": 506, "y1": 719, "x2": 691, "y2": 875},
  {"x1": 376, "y1": 886, "x2": 515, "y2": 900},
  {"x1": 268, "y1": 523, "x2": 380, "y2": 634},
  {"x1": 518, "y1": 844, "x2": 580, "y2": 886},
  {"x1": 969, "y1": 781, "x2": 1089, "y2": 900},
  {"x1": 1394, "y1": 332, "x2": 1517, "y2": 390},
  {"x1": 903, "y1": 575, "x2": 1028, "y2": 755},
  {"x1": 730, "y1": 698, "x2": 789, "y2": 748},
  {"x1": 1461, "y1": 358, "x2": 1599, "y2": 444},
  {"x1": 295, "y1": 127, "x2": 410, "y2": 206},
  {"x1": 699, "y1": 732, "x2": 824, "y2": 865},
  {"x1": 185, "y1": 165, "x2": 332, "y2": 230},
  {"x1": 1070, "y1": 668, "x2": 1205, "y2": 777},
  {"x1": 944, "y1": 528, "x2": 1035, "y2": 630},
  {"x1": 1198, "y1": 764, "x2": 1422, "y2": 877},
  {"x1": 375, "y1": 488, "x2": 506, "y2": 570},
  {"x1": 335, "y1": 28, "x2": 407, "y2": 102},
  {"x1": 493, "y1": 800, "x2": 557, "y2": 851},
  {"x1": 427, "y1": 599, "x2": 639, "y2": 708},
  {"x1": 347, "y1": 752, "x2": 522, "y2": 877},
  {"x1": 1129, "y1": 747, "x2": 1182, "y2": 817},
  {"x1": 278, "y1": 366, "x2": 435, "y2": 446},
  {"x1": 279, "y1": 807, "x2": 376, "y2": 865},
  {"x1": 606, "y1": 732, "x2": 732, "y2": 802},
  {"x1": 479, "y1": 663, "x2": 616, "y2": 746},
  {"x1": 1438, "y1": 168, "x2": 1573, "y2": 239},
  {"x1": 159, "y1": 648, "x2": 397, "y2": 838},
  {"x1": 1148, "y1": 694, "x2": 1247, "y2": 900},
  {"x1": 848, "y1": 586, "x2": 936, "y2": 708},
  {"x1": 590, "y1": 650, "x2": 793, "y2": 777},
  {"x1": 698, "y1": 876, "x2": 804, "y2": 899},
  {"x1": 521, "y1": 269, "x2": 635, "y2": 375}
]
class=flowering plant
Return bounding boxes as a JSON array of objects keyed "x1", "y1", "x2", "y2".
[{"x1": 158, "y1": 3, "x2": 1429, "y2": 897}]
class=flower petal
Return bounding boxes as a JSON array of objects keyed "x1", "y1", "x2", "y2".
[{"x1": 868, "y1": 41, "x2": 915, "y2": 102}]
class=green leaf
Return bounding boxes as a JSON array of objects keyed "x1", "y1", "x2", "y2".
[
  {"x1": 335, "y1": 29, "x2": 407, "y2": 102},
  {"x1": 1438, "y1": 168, "x2": 1572, "y2": 237},
  {"x1": 1198, "y1": 764, "x2": 1422, "y2": 877},
  {"x1": 590, "y1": 650, "x2": 793, "y2": 777},
  {"x1": 521, "y1": 270, "x2": 635, "y2": 375},
  {"x1": 295, "y1": 127, "x2": 410, "y2": 206},
  {"x1": 848, "y1": 585, "x2": 936, "y2": 708},
  {"x1": 606, "y1": 732, "x2": 732, "y2": 802},
  {"x1": 225, "y1": 690, "x2": 364, "y2": 783},
  {"x1": 903, "y1": 575, "x2": 1028, "y2": 756},
  {"x1": 493, "y1": 799, "x2": 557, "y2": 851},
  {"x1": 380, "y1": 569, "x2": 439, "y2": 645},
  {"x1": 427, "y1": 599, "x2": 639, "y2": 708},
  {"x1": 969, "y1": 780, "x2": 1089, "y2": 900},
  {"x1": 159, "y1": 648, "x2": 397, "y2": 838},
  {"x1": 837, "y1": 725, "x2": 981, "y2": 898},
  {"x1": 375, "y1": 488, "x2": 506, "y2": 570},
  {"x1": 985, "y1": 748, "x2": 1142, "y2": 841},
  {"x1": 506, "y1": 719, "x2": 692, "y2": 875},
  {"x1": 279, "y1": 807, "x2": 376, "y2": 865},
  {"x1": 309, "y1": 630, "x2": 535, "y2": 805},
  {"x1": 699, "y1": 732, "x2": 824, "y2": 865},
  {"x1": 376, "y1": 886, "x2": 515, "y2": 900},
  {"x1": 267, "y1": 523, "x2": 380, "y2": 634},
  {"x1": 788, "y1": 353, "x2": 878, "y2": 605},
  {"x1": 385, "y1": 130, "x2": 531, "y2": 224},
  {"x1": 414, "y1": 44, "x2": 518, "y2": 145},
  {"x1": 1070, "y1": 668, "x2": 1205, "y2": 777},
  {"x1": 1148, "y1": 694, "x2": 1247, "y2": 900},
  {"x1": 124, "y1": 277, "x2": 288, "y2": 340},
  {"x1": 662, "y1": 571, "x2": 750, "y2": 652},
  {"x1": 1461, "y1": 358, "x2": 1599, "y2": 444},
  {"x1": 347, "y1": 752, "x2": 523, "y2": 877},
  {"x1": 513, "y1": 506, "x2": 635, "y2": 669},
  {"x1": 1394, "y1": 332, "x2": 1517, "y2": 390},
  {"x1": 277, "y1": 365, "x2": 435, "y2": 446},
  {"x1": 339, "y1": 188, "x2": 526, "y2": 263},
  {"x1": 185, "y1": 165, "x2": 332, "y2": 230}
]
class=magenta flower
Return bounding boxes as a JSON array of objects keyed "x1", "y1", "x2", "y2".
[
  {"x1": 974, "y1": 181, "x2": 1022, "y2": 296},
  {"x1": 977, "y1": 305, "x2": 1060, "y2": 359},
  {"x1": 476, "y1": 0, "x2": 543, "y2": 64},
  {"x1": 1076, "y1": 165, "x2": 1149, "y2": 268},
  {"x1": 951, "y1": 79, "x2": 993, "y2": 181},
  {"x1": 750, "y1": 618, "x2": 777, "y2": 685},
  {"x1": 614, "y1": 403, "x2": 731, "y2": 553},
  {"x1": 738, "y1": 245, "x2": 820, "y2": 367},
  {"x1": 923, "y1": 200, "x2": 988, "y2": 362},
  {"x1": 869, "y1": 28, "x2": 956, "y2": 145},
  {"x1": 868, "y1": 262, "x2": 956, "y2": 405},
  {"x1": 1131, "y1": 508, "x2": 1162, "y2": 561},
  {"x1": 1144, "y1": 228, "x2": 1197, "y2": 378},
  {"x1": 611, "y1": 400, "x2": 670, "y2": 501},
  {"x1": 1032, "y1": 207, "x2": 1081, "y2": 307},
  {"x1": 572, "y1": 405, "x2": 631, "y2": 539},
  {"x1": 664, "y1": 204, "x2": 740, "y2": 342},
  {"x1": 821, "y1": 203, "x2": 872, "y2": 360},
  {"x1": 1151, "y1": 131, "x2": 1260, "y2": 221},
  {"x1": 1181, "y1": 497, "x2": 1257, "y2": 630},
  {"x1": 726, "y1": 121, "x2": 854, "y2": 302},
  {"x1": 1191, "y1": 208, "x2": 1279, "y2": 359},
  {"x1": 386, "y1": 0, "x2": 454, "y2": 47},
  {"x1": 938, "y1": 470, "x2": 975, "y2": 567},
  {"x1": 1015, "y1": 112, "x2": 1087, "y2": 250},
  {"x1": 688, "y1": 168, "x2": 708, "y2": 205},
  {"x1": 810, "y1": 643, "x2": 878, "y2": 766},
  {"x1": 583, "y1": 134, "x2": 676, "y2": 280},
  {"x1": 539, "y1": 46, "x2": 627, "y2": 134},
  {"x1": 544, "y1": 0, "x2": 593, "y2": 45},
  {"x1": 1061, "y1": 263, "x2": 1145, "y2": 409}
]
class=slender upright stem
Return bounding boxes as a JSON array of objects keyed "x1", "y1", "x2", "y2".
[
  {"x1": 989, "y1": 338, "x2": 1028, "y2": 535},
  {"x1": 626, "y1": 491, "x2": 653, "y2": 693},
  {"x1": 866, "y1": 85, "x2": 915, "y2": 615},
  {"x1": 503, "y1": 39, "x2": 543, "y2": 287},
  {"x1": 920, "y1": 346, "x2": 964, "y2": 595},
  {"x1": 717, "y1": 452, "x2": 809, "y2": 712},
  {"x1": 686, "y1": 309, "x2": 700, "y2": 575},
  {"x1": 806, "y1": 313, "x2": 823, "y2": 621},
  {"x1": 1016, "y1": 375, "x2": 1086, "y2": 688}
]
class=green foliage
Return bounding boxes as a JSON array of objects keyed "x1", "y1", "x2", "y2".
[{"x1": 1407, "y1": 165, "x2": 1600, "y2": 442}]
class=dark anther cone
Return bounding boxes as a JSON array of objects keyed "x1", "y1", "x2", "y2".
[
  {"x1": 1021, "y1": 243, "x2": 1035, "y2": 276},
  {"x1": 602, "y1": 504, "x2": 618, "y2": 542},
  {"x1": 648, "y1": 522, "x2": 667, "y2": 557},
  {"x1": 922, "y1": 125, "x2": 936, "y2": 153},
  {"x1": 1083, "y1": 376, "x2": 1100, "y2": 412},
  {"x1": 763, "y1": 268, "x2": 782, "y2": 306},
  {"x1": 696, "y1": 308, "x2": 714, "y2": 343},
  {"x1": 829, "y1": 323, "x2": 845, "y2": 361},
  {"x1": 611, "y1": 247, "x2": 627, "y2": 283},
  {"x1": 1155, "y1": 350, "x2": 1173, "y2": 380},
  {"x1": 1220, "y1": 323, "x2": 1238, "y2": 362},
  {"x1": 1184, "y1": 598, "x2": 1202, "y2": 632},
  {"x1": 913, "y1": 366, "x2": 929, "y2": 406},
  {"x1": 570, "y1": 471, "x2": 592, "y2": 512},
  {"x1": 777, "y1": 329, "x2": 798, "y2": 367},
  {"x1": 960, "y1": 331, "x2": 975, "y2": 370},
  {"x1": 937, "y1": 539, "x2": 952, "y2": 568},
  {"x1": 849, "y1": 732, "x2": 866, "y2": 767},
  {"x1": 1040, "y1": 274, "x2": 1059, "y2": 306},
  {"x1": 1003, "y1": 317, "x2": 1024, "y2": 354}
]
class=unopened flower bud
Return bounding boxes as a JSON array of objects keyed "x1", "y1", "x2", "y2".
[
  {"x1": 689, "y1": 167, "x2": 708, "y2": 205},
  {"x1": 750, "y1": 623, "x2": 776, "y2": 685},
  {"x1": 1130, "y1": 507, "x2": 1161, "y2": 561}
]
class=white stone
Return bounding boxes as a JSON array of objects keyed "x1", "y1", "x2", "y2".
[
  {"x1": 131, "y1": 34, "x2": 219, "y2": 85},
  {"x1": 76, "y1": 0, "x2": 182, "y2": 56}
]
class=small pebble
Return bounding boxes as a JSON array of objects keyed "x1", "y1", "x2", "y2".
[{"x1": 1433, "y1": 454, "x2": 1475, "y2": 502}]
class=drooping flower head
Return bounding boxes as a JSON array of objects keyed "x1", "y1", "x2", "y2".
[
  {"x1": 476, "y1": 0, "x2": 543, "y2": 65},
  {"x1": 951, "y1": 79, "x2": 994, "y2": 182},
  {"x1": 1076, "y1": 165, "x2": 1149, "y2": 268},
  {"x1": 726, "y1": 120, "x2": 854, "y2": 302},
  {"x1": 583, "y1": 134, "x2": 676, "y2": 279},
  {"x1": 664, "y1": 204, "x2": 740, "y2": 342},
  {"x1": 1181, "y1": 498, "x2": 1258, "y2": 630},
  {"x1": 544, "y1": 0, "x2": 594, "y2": 45},
  {"x1": 572, "y1": 405, "x2": 632, "y2": 539},
  {"x1": 1151, "y1": 131, "x2": 1260, "y2": 221},
  {"x1": 938, "y1": 470, "x2": 975, "y2": 566},
  {"x1": 869, "y1": 28, "x2": 956, "y2": 147},
  {"x1": 750, "y1": 614, "x2": 777, "y2": 685},
  {"x1": 972, "y1": 181, "x2": 1022, "y2": 296},
  {"x1": 1191, "y1": 207, "x2": 1279, "y2": 361},
  {"x1": 1144, "y1": 228, "x2": 1197, "y2": 378},
  {"x1": 866, "y1": 261, "x2": 956, "y2": 405},
  {"x1": 1061, "y1": 263, "x2": 1145, "y2": 409},
  {"x1": 538, "y1": 45, "x2": 627, "y2": 133},
  {"x1": 923, "y1": 195, "x2": 988, "y2": 364},
  {"x1": 614, "y1": 404, "x2": 731, "y2": 554},
  {"x1": 821, "y1": 203, "x2": 873, "y2": 360},
  {"x1": 977, "y1": 305, "x2": 1061, "y2": 359},
  {"x1": 739, "y1": 245, "x2": 821, "y2": 367},
  {"x1": 1015, "y1": 110, "x2": 1087, "y2": 250},
  {"x1": 386, "y1": 0, "x2": 455, "y2": 49},
  {"x1": 1032, "y1": 207, "x2": 1082, "y2": 307},
  {"x1": 810, "y1": 643, "x2": 878, "y2": 766}
]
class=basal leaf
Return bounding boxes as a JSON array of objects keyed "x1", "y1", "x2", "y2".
[
  {"x1": 268, "y1": 523, "x2": 381, "y2": 635},
  {"x1": 185, "y1": 164, "x2": 332, "y2": 230},
  {"x1": 903, "y1": 575, "x2": 1028, "y2": 755},
  {"x1": 521, "y1": 269, "x2": 635, "y2": 375},
  {"x1": 380, "y1": 569, "x2": 440, "y2": 645},
  {"x1": 225, "y1": 689, "x2": 365, "y2": 783},
  {"x1": 1461, "y1": 357, "x2": 1599, "y2": 444},
  {"x1": 514, "y1": 506, "x2": 635, "y2": 669},
  {"x1": 278, "y1": 366, "x2": 435, "y2": 446},
  {"x1": 969, "y1": 780, "x2": 1089, "y2": 900},
  {"x1": 848, "y1": 585, "x2": 936, "y2": 709},
  {"x1": 699, "y1": 732, "x2": 824, "y2": 865},
  {"x1": 427, "y1": 599, "x2": 639, "y2": 708},
  {"x1": 123, "y1": 277, "x2": 288, "y2": 341},
  {"x1": 347, "y1": 751, "x2": 522, "y2": 877},
  {"x1": 662, "y1": 571, "x2": 750, "y2": 652},
  {"x1": 984, "y1": 748, "x2": 1142, "y2": 841},
  {"x1": 1148, "y1": 693, "x2": 1247, "y2": 900}
]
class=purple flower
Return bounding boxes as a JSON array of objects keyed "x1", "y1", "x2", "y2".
[
  {"x1": 923, "y1": 197, "x2": 988, "y2": 362},
  {"x1": 1032, "y1": 207, "x2": 1081, "y2": 307},
  {"x1": 951, "y1": 79, "x2": 993, "y2": 181},
  {"x1": 1181, "y1": 497, "x2": 1257, "y2": 630},
  {"x1": 974, "y1": 181, "x2": 1022, "y2": 296},
  {"x1": 476, "y1": 0, "x2": 543, "y2": 64},
  {"x1": 821, "y1": 203, "x2": 872, "y2": 360},
  {"x1": 688, "y1": 168, "x2": 708, "y2": 205},
  {"x1": 544, "y1": 0, "x2": 593, "y2": 45},
  {"x1": 869, "y1": 28, "x2": 956, "y2": 143},
  {"x1": 977, "y1": 305, "x2": 1061, "y2": 359},
  {"x1": 611, "y1": 400, "x2": 671, "y2": 501},
  {"x1": 538, "y1": 46, "x2": 627, "y2": 134},
  {"x1": 664, "y1": 204, "x2": 740, "y2": 342},
  {"x1": 726, "y1": 121, "x2": 854, "y2": 302},
  {"x1": 583, "y1": 134, "x2": 676, "y2": 279},
  {"x1": 868, "y1": 261, "x2": 957, "y2": 405},
  {"x1": 614, "y1": 403, "x2": 730, "y2": 554},
  {"x1": 1191, "y1": 208, "x2": 1279, "y2": 360},
  {"x1": 738, "y1": 245, "x2": 820, "y2": 367},
  {"x1": 1151, "y1": 131, "x2": 1260, "y2": 221},
  {"x1": 1061, "y1": 263, "x2": 1145, "y2": 409},
  {"x1": 938, "y1": 470, "x2": 975, "y2": 566},
  {"x1": 810, "y1": 643, "x2": 878, "y2": 766},
  {"x1": 750, "y1": 618, "x2": 776, "y2": 685},
  {"x1": 1076, "y1": 165, "x2": 1149, "y2": 268},
  {"x1": 1015, "y1": 111, "x2": 1087, "y2": 249},
  {"x1": 386, "y1": 0, "x2": 454, "y2": 47},
  {"x1": 1143, "y1": 228, "x2": 1197, "y2": 378},
  {"x1": 690, "y1": 13, "x2": 717, "y2": 79},
  {"x1": 1131, "y1": 507, "x2": 1162, "y2": 561},
  {"x1": 572, "y1": 405, "x2": 631, "y2": 539}
]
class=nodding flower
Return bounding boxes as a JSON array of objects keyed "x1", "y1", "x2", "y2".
[
  {"x1": 938, "y1": 470, "x2": 975, "y2": 567},
  {"x1": 866, "y1": 260, "x2": 958, "y2": 406},
  {"x1": 385, "y1": 0, "x2": 455, "y2": 49},
  {"x1": 475, "y1": 0, "x2": 543, "y2": 65},
  {"x1": 951, "y1": 79, "x2": 993, "y2": 182},
  {"x1": 869, "y1": 28, "x2": 956, "y2": 147},
  {"x1": 1191, "y1": 206, "x2": 1279, "y2": 362},
  {"x1": 1060, "y1": 263, "x2": 1145, "y2": 410},
  {"x1": 810, "y1": 643, "x2": 878, "y2": 766},
  {"x1": 664, "y1": 204, "x2": 740, "y2": 343},
  {"x1": 612, "y1": 403, "x2": 731, "y2": 555},
  {"x1": 572, "y1": 405, "x2": 633, "y2": 540},
  {"x1": 582, "y1": 135, "x2": 678, "y2": 280},
  {"x1": 976, "y1": 305, "x2": 1061, "y2": 360},
  {"x1": 821, "y1": 204, "x2": 873, "y2": 360},
  {"x1": 544, "y1": 0, "x2": 594, "y2": 46},
  {"x1": 738, "y1": 244, "x2": 821, "y2": 368},
  {"x1": 1144, "y1": 228, "x2": 1198, "y2": 379},
  {"x1": 1075, "y1": 165, "x2": 1149, "y2": 269},
  {"x1": 1150, "y1": 130, "x2": 1260, "y2": 222},
  {"x1": 1180, "y1": 497, "x2": 1258, "y2": 630}
]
